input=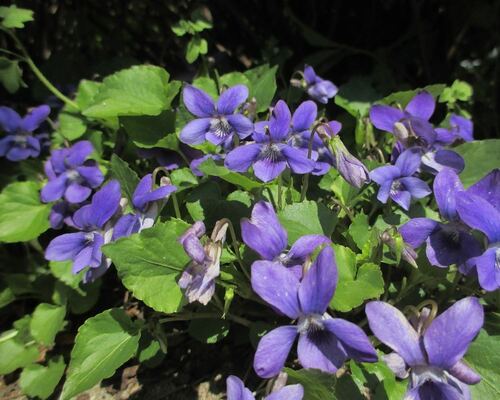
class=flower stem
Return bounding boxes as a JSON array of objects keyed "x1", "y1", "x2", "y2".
[
  {"x1": 2, "y1": 28, "x2": 79, "y2": 110},
  {"x1": 277, "y1": 174, "x2": 283, "y2": 210},
  {"x1": 224, "y1": 219, "x2": 250, "y2": 281}
]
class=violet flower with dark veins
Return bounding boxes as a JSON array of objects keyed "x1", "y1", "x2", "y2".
[
  {"x1": 366, "y1": 297, "x2": 484, "y2": 400},
  {"x1": 45, "y1": 180, "x2": 121, "y2": 281},
  {"x1": 370, "y1": 148, "x2": 431, "y2": 210},
  {"x1": 456, "y1": 169, "x2": 500, "y2": 291},
  {"x1": 241, "y1": 201, "x2": 330, "y2": 278},
  {"x1": 180, "y1": 84, "x2": 253, "y2": 146},
  {"x1": 370, "y1": 91, "x2": 437, "y2": 147},
  {"x1": 296, "y1": 65, "x2": 338, "y2": 104},
  {"x1": 178, "y1": 219, "x2": 229, "y2": 305},
  {"x1": 41, "y1": 140, "x2": 104, "y2": 204},
  {"x1": 225, "y1": 100, "x2": 315, "y2": 182},
  {"x1": 0, "y1": 105, "x2": 50, "y2": 161},
  {"x1": 113, "y1": 174, "x2": 176, "y2": 240},
  {"x1": 399, "y1": 168, "x2": 482, "y2": 270},
  {"x1": 226, "y1": 375, "x2": 303, "y2": 400},
  {"x1": 252, "y1": 246, "x2": 377, "y2": 377}
]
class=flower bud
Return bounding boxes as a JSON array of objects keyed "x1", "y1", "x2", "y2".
[{"x1": 328, "y1": 136, "x2": 370, "y2": 188}]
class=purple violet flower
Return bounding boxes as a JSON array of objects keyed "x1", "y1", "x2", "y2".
[
  {"x1": 456, "y1": 169, "x2": 500, "y2": 291},
  {"x1": 226, "y1": 375, "x2": 303, "y2": 400},
  {"x1": 49, "y1": 200, "x2": 81, "y2": 230},
  {"x1": 252, "y1": 246, "x2": 377, "y2": 377},
  {"x1": 225, "y1": 100, "x2": 315, "y2": 182},
  {"x1": 180, "y1": 84, "x2": 253, "y2": 146},
  {"x1": 435, "y1": 114, "x2": 474, "y2": 146},
  {"x1": 399, "y1": 168, "x2": 482, "y2": 269},
  {"x1": 45, "y1": 180, "x2": 121, "y2": 280},
  {"x1": 366, "y1": 297, "x2": 484, "y2": 399},
  {"x1": 370, "y1": 91, "x2": 437, "y2": 147},
  {"x1": 241, "y1": 201, "x2": 330, "y2": 277},
  {"x1": 41, "y1": 140, "x2": 104, "y2": 204},
  {"x1": 178, "y1": 219, "x2": 229, "y2": 305},
  {"x1": 370, "y1": 148, "x2": 431, "y2": 210},
  {"x1": 0, "y1": 105, "x2": 50, "y2": 161},
  {"x1": 113, "y1": 174, "x2": 177, "y2": 240},
  {"x1": 302, "y1": 65, "x2": 338, "y2": 104}
]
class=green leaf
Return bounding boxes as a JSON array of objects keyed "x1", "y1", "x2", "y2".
[
  {"x1": 49, "y1": 260, "x2": 83, "y2": 290},
  {"x1": 0, "y1": 57, "x2": 24, "y2": 93},
  {"x1": 19, "y1": 356, "x2": 66, "y2": 400},
  {"x1": 285, "y1": 368, "x2": 336, "y2": 400},
  {"x1": 192, "y1": 76, "x2": 218, "y2": 98},
  {"x1": 334, "y1": 76, "x2": 381, "y2": 117},
  {"x1": 75, "y1": 80, "x2": 102, "y2": 110},
  {"x1": 454, "y1": 139, "x2": 500, "y2": 187},
  {"x1": 121, "y1": 110, "x2": 177, "y2": 147},
  {"x1": 349, "y1": 212, "x2": 372, "y2": 251},
  {"x1": 380, "y1": 84, "x2": 446, "y2": 108},
  {"x1": 188, "y1": 319, "x2": 230, "y2": 344},
  {"x1": 198, "y1": 157, "x2": 262, "y2": 190},
  {"x1": 278, "y1": 200, "x2": 337, "y2": 244},
  {"x1": 58, "y1": 111, "x2": 87, "y2": 140},
  {"x1": 0, "y1": 5, "x2": 33, "y2": 29},
  {"x1": 465, "y1": 324, "x2": 500, "y2": 398},
  {"x1": 109, "y1": 154, "x2": 140, "y2": 202},
  {"x1": 219, "y1": 72, "x2": 250, "y2": 88},
  {"x1": 439, "y1": 79, "x2": 473, "y2": 104},
  {"x1": 356, "y1": 359, "x2": 407, "y2": 400},
  {"x1": 83, "y1": 65, "x2": 180, "y2": 118},
  {"x1": 0, "y1": 181, "x2": 51, "y2": 243},
  {"x1": 171, "y1": 19, "x2": 190, "y2": 36},
  {"x1": 30, "y1": 303, "x2": 66, "y2": 346},
  {"x1": 190, "y1": 8, "x2": 213, "y2": 32},
  {"x1": 61, "y1": 308, "x2": 141, "y2": 400},
  {"x1": 102, "y1": 220, "x2": 190, "y2": 314},
  {"x1": 330, "y1": 245, "x2": 384, "y2": 312},
  {"x1": 186, "y1": 180, "x2": 222, "y2": 221},
  {"x1": 0, "y1": 338, "x2": 38, "y2": 375},
  {"x1": 244, "y1": 64, "x2": 278, "y2": 112},
  {"x1": 170, "y1": 167, "x2": 198, "y2": 192},
  {"x1": 186, "y1": 36, "x2": 208, "y2": 64}
]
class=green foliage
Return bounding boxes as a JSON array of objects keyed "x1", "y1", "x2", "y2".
[
  {"x1": 61, "y1": 309, "x2": 141, "y2": 400},
  {"x1": 109, "y1": 154, "x2": 140, "y2": 202},
  {"x1": 454, "y1": 139, "x2": 500, "y2": 187},
  {"x1": 285, "y1": 368, "x2": 337, "y2": 400},
  {"x1": 244, "y1": 64, "x2": 278, "y2": 112},
  {"x1": 0, "y1": 181, "x2": 51, "y2": 243},
  {"x1": 0, "y1": 56, "x2": 24, "y2": 93},
  {"x1": 102, "y1": 220, "x2": 190, "y2": 314},
  {"x1": 83, "y1": 65, "x2": 181, "y2": 118},
  {"x1": 198, "y1": 157, "x2": 262, "y2": 190},
  {"x1": 465, "y1": 316, "x2": 500, "y2": 398},
  {"x1": 188, "y1": 318, "x2": 230, "y2": 344},
  {"x1": 331, "y1": 245, "x2": 384, "y2": 312},
  {"x1": 439, "y1": 79, "x2": 473, "y2": 104},
  {"x1": 30, "y1": 303, "x2": 66, "y2": 346},
  {"x1": 0, "y1": 5, "x2": 33, "y2": 29},
  {"x1": 278, "y1": 200, "x2": 337, "y2": 244},
  {"x1": 19, "y1": 356, "x2": 66, "y2": 400}
]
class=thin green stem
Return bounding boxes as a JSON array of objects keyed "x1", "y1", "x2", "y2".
[
  {"x1": 159, "y1": 311, "x2": 251, "y2": 327},
  {"x1": 225, "y1": 219, "x2": 250, "y2": 281},
  {"x1": 277, "y1": 174, "x2": 283, "y2": 210},
  {"x1": 2, "y1": 28, "x2": 79, "y2": 110}
]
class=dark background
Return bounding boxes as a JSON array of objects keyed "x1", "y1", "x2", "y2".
[{"x1": 4, "y1": 0, "x2": 500, "y2": 139}]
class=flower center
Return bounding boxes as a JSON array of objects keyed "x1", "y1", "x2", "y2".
[
  {"x1": 390, "y1": 180, "x2": 403, "y2": 195},
  {"x1": 495, "y1": 248, "x2": 500, "y2": 271},
  {"x1": 66, "y1": 169, "x2": 81, "y2": 182},
  {"x1": 210, "y1": 116, "x2": 232, "y2": 138},
  {"x1": 84, "y1": 232, "x2": 95, "y2": 244},
  {"x1": 260, "y1": 143, "x2": 283, "y2": 162},
  {"x1": 410, "y1": 365, "x2": 447, "y2": 388},
  {"x1": 13, "y1": 135, "x2": 28, "y2": 147},
  {"x1": 297, "y1": 314, "x2": 325, "y2": 335}
]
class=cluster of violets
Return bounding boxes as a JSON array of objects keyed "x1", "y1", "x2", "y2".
[
  {"x1": 40, "y1": 140, "x2": 176, "y2": 282},
  {"x1": 2, "y1": 65, "x2": 495, "y2": 399},
  {"x1": 0, "y1": 105, "x2": 50, "y2": 161},
  {"x1": 180, "y1": 201, "x2": 485, "y2": 399}
]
